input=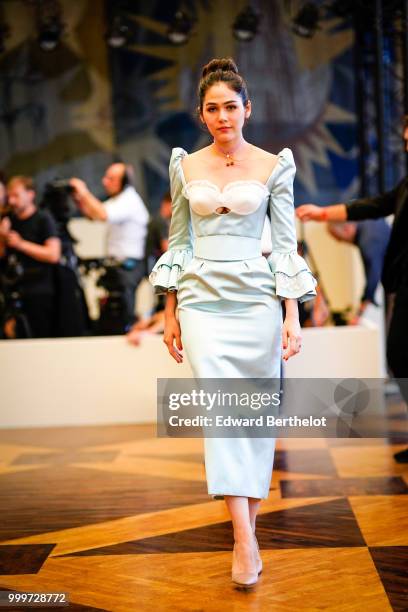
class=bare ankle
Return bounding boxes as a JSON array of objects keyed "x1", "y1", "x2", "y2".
[{"x1": 234, "y1": 528, "x2": 253, "y2": 544}]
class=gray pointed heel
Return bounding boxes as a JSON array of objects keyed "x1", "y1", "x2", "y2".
[{"x1": 231, "y1": 543, "x2": 258, "y2": 588}]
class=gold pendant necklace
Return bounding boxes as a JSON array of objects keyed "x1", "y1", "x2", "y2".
[{"x1": 213, "y1": 142, "x2": 249, "y2": 167}]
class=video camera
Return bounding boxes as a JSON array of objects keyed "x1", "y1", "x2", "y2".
[
  {"x1": 1, "y1": 253, "x2": 24, "y2": 289},
  {"x1": 0, "y1": 254, "x2": 32, "y2": 338},
  {"x1": 40, "y1": 179, "x2": 77, "y2": 226},
  {"x1": 79, "y1": 257, "x2": 131, "y2": 292},
  {"x1": 79, "y1": 257, "x2": 133, "y2": 334}
]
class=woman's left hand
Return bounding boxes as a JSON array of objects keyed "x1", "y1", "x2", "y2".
[{"x1": 282, "y1": 315, "x2": 302, "y2": 361}]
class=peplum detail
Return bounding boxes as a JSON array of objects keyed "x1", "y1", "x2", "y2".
[
  {"x1": 149, "y1": 248, "x2": 193, "y2": 295},
  {"x1": 267, "y1": 250, "x2": 317, "y2": 302}
]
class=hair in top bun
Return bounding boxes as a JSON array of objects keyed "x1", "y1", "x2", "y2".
[
  {"x1": 198, "y1": 57, "x2": 248, "y2": 111},
  {"x1": 201, "y1": 58, "x2": 239, "y2": 78}
]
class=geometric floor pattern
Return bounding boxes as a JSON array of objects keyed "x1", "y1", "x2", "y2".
[{"x1": 0, "y1": 401, "x2": 406, "y2": 611}]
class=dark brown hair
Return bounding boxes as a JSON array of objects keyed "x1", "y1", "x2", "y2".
[
  {"x1": 7, "y1": 175, "x2": 35, "y2": 191},
  {"x1": 198, "y1": 58, "x2": 249, "y2": 112}
]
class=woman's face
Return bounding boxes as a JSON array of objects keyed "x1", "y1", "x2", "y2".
[{"x1": 200, "y1": 82, "x2": 251, "y2": 144}]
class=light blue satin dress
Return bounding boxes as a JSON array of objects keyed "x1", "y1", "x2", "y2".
[{"x1": 150, "y1": 147, "x2": 316, "y2": 499}]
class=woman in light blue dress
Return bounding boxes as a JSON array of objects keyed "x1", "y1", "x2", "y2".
[{"x1": 150, "y1": 58, "x2": 316, "y2": 587}]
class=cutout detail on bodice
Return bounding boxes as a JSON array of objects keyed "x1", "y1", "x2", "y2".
[{"x1": 182, "y1": 179, "x2": 269, "y2": 217}]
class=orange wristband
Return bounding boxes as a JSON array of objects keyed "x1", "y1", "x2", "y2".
[{"x1": 320, "y1": 208, "x2": 328, "y2": 221}]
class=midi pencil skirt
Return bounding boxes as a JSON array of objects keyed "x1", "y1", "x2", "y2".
[{"x1": 177, "y1": 255, "x2": 281, "y2": 499}]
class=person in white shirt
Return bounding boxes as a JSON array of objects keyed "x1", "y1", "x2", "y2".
[{"x1": 70, "y1": 163, "x2": 149, "y2": 327}]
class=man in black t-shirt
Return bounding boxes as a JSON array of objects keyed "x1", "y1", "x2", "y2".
[{"x1": 0, "y1": 176, "x2": 61, "y2": 338}]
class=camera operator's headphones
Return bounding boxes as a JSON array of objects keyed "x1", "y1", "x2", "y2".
[{"x1": 121, "y1": 164, "x2": 135, "y2": 191}]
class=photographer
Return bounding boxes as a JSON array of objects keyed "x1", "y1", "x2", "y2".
[
  {"x1": 0, "y1": 176, "x2": 61, "y2": 338},
  {"x1": 40, "y1": 180, "x2": 89, "y2": 337},
  {"x1": 70, "y1": 163, "x2": 149, "y2": 328}
]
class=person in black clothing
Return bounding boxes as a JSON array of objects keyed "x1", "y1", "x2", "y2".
[
  {"x1": 40, "y1": 181, "x2": 89, "y2": 337},
  {"x1": 0, "y1": 176, "x2": 61, "y2": 338},
  {"x1": 296, "y1": 128, "x2": 408, "y2": 463}
]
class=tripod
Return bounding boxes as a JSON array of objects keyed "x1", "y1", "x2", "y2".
[{"x1": 0, "y1": 287, "x2": 32, "y2": 339}]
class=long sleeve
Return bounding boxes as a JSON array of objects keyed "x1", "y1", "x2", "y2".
[
  {"x1": 346, "y1": 181, "x2": 403, "y2": 221},
  {"x1": 266, "y1": 148, "x2": 317, "y2": 303},
  {"x1": 149, "y1": 148, "x2": 194, "y2": 294}
]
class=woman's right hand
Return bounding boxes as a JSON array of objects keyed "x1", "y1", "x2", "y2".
[{"x1": 163, "y1": 316, "x2": 183, "y2": 363}]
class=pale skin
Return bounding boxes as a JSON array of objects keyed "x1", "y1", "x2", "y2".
[
  {"x1": 163, "y1": 81, "x2": 302, "y2": 576},
  {"x1": 0, "y1": 182, "x2": 60, "y2": 262},
  {"x1": 69, "y1": 163, "x2": 127, "y2": 220}
]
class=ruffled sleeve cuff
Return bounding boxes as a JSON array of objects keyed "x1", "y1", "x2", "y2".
[
  {"x1": 149, "y1": 248, "x2": 193, "y2": 295},
  {"x1": 267, "y1": 250, "x2": 317, "y2": 303}
]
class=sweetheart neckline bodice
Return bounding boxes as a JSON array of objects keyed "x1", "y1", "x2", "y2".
[
  {"x1": 182, "y1": 179, "x2": 269, "y2": 216},
  {"x1": 177, "y1": 146, "x2": 292, "y2": 192},
  {"x1": 173, "y1": 146, "x2": 295, "y2": 217},
  {"x1": 183, "y1": 178, "x2": 270, "y2": 194}
]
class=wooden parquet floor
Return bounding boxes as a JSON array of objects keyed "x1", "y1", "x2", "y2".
[{"x1": 0, "y1": 402, "x2": 406, "y2": 611}]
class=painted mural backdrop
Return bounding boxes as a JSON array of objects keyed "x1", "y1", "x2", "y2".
[
  {"x1": 0, "y1": 0, "x2": 114, "y2": 200},
  {"x1": 0, "y1": 0, "x2": 357, "y2": 210}
]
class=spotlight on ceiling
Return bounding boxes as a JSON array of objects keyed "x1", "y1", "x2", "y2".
[
  {"x1": 292, "y1": 2, "x2": 320, "y2": 38},
  {"x1": 233, "y1": 6, "x2": 261, "y2": 42},
  {"x1": 38, "y1": 15, "x2": 64, "y2": 51},
  {"x1": 36, "y1": 1, "x2": 64, "y2": 52},
  {"x1": 106, "y1": 15, "x2": 130, "y2": 48},
  {"x1": 167, "y1": 10, "x2": 194, "y2": 45}
]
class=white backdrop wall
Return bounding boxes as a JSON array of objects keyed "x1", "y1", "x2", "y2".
[{"x1": 0, "y1": 325, "x2": 382, "y2": 429}]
